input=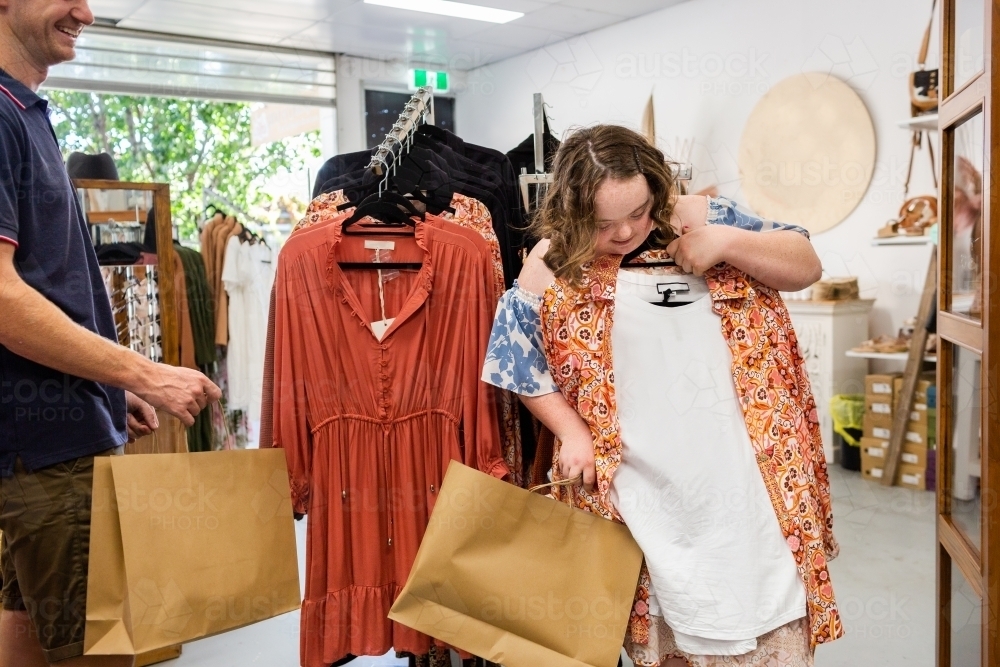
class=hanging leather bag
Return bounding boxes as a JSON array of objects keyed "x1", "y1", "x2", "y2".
[
  {"x1": 910, "y1": 0, "x2": 939, "y2": 115},
  {"x1": 878, "y1": 131, "x2": 939, "y2": 238}
]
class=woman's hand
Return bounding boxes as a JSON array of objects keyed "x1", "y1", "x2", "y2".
[
  {"x1": 558, "y1": 425, "x2": 597, "y2": 492},
  {"x1": 665, "y1": 194, "x2": 730, "y2": 275},
  {"x1": 519, "y1": 371, "x2": 598, "y2": 494},
  {"x1": 669, "y1": 224, "x2": 821, "y2": 289},
  {"x1": 666, "y1": 224, "x2": 737, "y2": 275}
]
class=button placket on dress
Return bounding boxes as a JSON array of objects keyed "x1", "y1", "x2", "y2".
[{"x1": 378, "y1": 341, "x2": 394, "y2": 547}]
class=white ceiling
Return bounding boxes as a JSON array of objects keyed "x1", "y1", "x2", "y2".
[{"x1": 88, "y1": 0, "x2": 686, "y2": 68}]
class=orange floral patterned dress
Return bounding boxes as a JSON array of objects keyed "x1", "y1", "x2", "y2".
[{"x1": 538, "y1": 253, "x2": 842, "y2": 657}]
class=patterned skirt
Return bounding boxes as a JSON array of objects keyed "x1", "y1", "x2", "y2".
[{"x1": 625, "y1": 617, "x2": 813, "y2": 667}]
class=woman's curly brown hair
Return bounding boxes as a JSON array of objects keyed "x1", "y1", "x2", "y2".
[{"x1": 529, "y1": 124, "x2": 680, "y2": 286}]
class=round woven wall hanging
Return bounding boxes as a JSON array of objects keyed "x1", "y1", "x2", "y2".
[{"x1": 738, "y1": 72, "x2": 876, "y2": 234}]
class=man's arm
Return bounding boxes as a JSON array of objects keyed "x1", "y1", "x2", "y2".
[{"x1": 0, "y1": 243, "x2": 221, "y2": 425}]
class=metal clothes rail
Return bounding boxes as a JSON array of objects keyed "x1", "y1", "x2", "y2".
[{"x1": 367, "y1": 86, "x2": 435, "y2": 192}]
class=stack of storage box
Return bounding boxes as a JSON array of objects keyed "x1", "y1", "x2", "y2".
[{"x1": 860, "y1": 372, "x2": 936, "y2": 490}]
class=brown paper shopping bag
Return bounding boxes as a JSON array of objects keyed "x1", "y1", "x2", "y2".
[
  {"x1": 389, "y1": 462, "x2": 643, "y2": 667},
  {"x1": 84, "y1": 449, "x2": 300, "y2": 655}
]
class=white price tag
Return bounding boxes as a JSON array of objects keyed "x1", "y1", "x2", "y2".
[{"x1": 371, "y1": 318, "x2": 395, "y2": 341}]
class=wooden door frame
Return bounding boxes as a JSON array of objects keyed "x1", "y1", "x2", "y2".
[{"x1": 936, "y1": 0, "x2": 996, "y2": 664}]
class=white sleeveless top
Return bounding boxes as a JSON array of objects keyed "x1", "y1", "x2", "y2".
[{"x1": 609, "y1": 269, "x2": 805, "y2": 656}]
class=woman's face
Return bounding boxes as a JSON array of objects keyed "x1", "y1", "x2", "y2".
[{"x1": 593, "y1": 174, "x2": 654, "y2": 257}]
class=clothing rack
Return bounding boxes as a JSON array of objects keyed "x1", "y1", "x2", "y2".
[
  {"x1": 532, "y1": 92, "x2": 547, "y2": 175},
  {"x1": 519, "y1": 93, "x2": 556, "y2": 213},
  {"x1": 367, "y1": 86, "x2": 435, "y2": 189},
  {"x1": 202, "y1": 186, "x2": 269, "y2": 230},
  {"x1": 518, "y1": 93, "x2": 698, "y2": 212}
]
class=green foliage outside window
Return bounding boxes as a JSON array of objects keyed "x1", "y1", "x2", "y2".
[{"x1": 47, "y1": 91, "x2": 320, "y2": 241}]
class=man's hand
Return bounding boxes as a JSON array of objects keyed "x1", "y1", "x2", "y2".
[
  {"x1": 125, "y1": 391, "x2": 158, "y2": 442},
  {"x1": 1, "y1": 243, "x2": 224, "y2": 426},
  {"x1": 135, "y1": 365, "x2": 222, "y2": 427},
  {"x1": 666, "y1": 224, "x2": 735, "y2": 275}
]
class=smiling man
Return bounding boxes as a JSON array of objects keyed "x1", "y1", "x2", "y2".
[{"x1": 0, "y1": 1, "x2": 222, "y2": 665}]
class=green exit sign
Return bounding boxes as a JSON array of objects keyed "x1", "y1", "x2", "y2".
[{"x1": 409, "y1": 69, "x2": 449, "y2": 93}]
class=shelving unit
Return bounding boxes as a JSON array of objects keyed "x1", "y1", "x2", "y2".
[
  {"x1": 857, "y1": 111, "x2": 941, "y2": 487},
  {"x1": 870, "y1": 235, "x2": 935, "y2": 246},
  {"x1": 846, "y1": 349, "x2": 937, "y2": 363}
]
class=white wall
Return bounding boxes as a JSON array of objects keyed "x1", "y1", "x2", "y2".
[
  {"x1": 334, "y1": 54, "x2": 468, "y2": 154},
  {"x1": 456, "y1": 0, "x2": 941, "y2": 341}
]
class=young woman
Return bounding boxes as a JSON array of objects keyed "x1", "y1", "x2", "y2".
[{"x1": 482, "y1": 125, "x2": 842, "y2": 667}]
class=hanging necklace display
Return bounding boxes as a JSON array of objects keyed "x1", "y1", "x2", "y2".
[{"x1": 102, "y1": 264, "x2": 163, "y2": 362}]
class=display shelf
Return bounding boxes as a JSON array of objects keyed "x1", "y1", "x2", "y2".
[
  {"x1": 845, "y1": 349, "x2": 937, "y2": 363},
  {"x1": 871, "y1": 235, "x2": 935, "y2": 246},
  {"x1": 897, "y1": 113, "x2": 939, "y2": 132}
]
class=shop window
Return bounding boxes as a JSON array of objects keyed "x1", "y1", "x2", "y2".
[
  {"x1": 46, "y1": 28, "x2": 334, "y2": 106},
  {"x1": 949, "y1": 111, "x2": 984, "y2": 322},
  {"x1": 953, "y1": 0, "x2": 985, "y2": 90},
  {"x1": 950, "y1": 567, "x2": 982, "y2": 666}
]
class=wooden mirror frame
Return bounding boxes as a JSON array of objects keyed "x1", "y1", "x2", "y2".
[{"x1": 72, "y1": 179, "x2": 179, "y2": 368}]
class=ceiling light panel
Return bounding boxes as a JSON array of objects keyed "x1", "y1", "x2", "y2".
[{"x1": 363, "y1": 0, "x2": 524, "y2": 24}]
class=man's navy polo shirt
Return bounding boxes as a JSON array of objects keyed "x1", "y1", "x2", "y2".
[{"x1": 0, "y1": 69, "x2": 127, "y2": 474}]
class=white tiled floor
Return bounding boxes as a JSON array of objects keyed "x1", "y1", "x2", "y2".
[
  {"x1": 814, "y1": 466, "x2": 936, "y2": 667},
  {"x1": 164, "y1": 466, "x2": 937, "y2": 667}
]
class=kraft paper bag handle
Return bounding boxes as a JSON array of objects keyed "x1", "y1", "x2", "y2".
[{"x1": 528, "y1": 475, "x2": 582, "y2": 494}]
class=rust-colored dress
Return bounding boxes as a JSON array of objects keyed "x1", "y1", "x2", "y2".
[{"x1": 272, "y1": 214, "x2": 508, "y2": 667}]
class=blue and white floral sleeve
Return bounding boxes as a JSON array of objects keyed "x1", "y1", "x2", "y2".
[
  {"x1": 482, "y1": 282, "x2": 559, "y2": 396},
  {"x1": 707, "y1": 196, "x2": 810, "y2": 238}
]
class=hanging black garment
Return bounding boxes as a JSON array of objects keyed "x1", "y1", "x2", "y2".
[
  {"x1": 315, "y1": 141, "x2": 521, "y2": 288},
  {"x1": 506, "y1": 119, "x2": 559, "y2": 177},
  {"x1": 95, "y1": 242, "x2": 143, "y2": 265},
  {"x1": 312, "y1": 150, "x2": 371, "y2": 198},
  {"x1": 505, "y1": 115, "x2": 560, "y2": 257},
  {"x1": 410, "y1": 133, "x2": 522, "y2": 282}
]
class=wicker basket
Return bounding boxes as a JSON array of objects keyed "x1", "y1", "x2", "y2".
[{"x1": 812, "y1": 277, "x2": 859, "y2": 301}]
